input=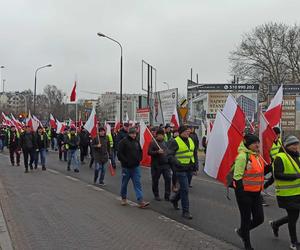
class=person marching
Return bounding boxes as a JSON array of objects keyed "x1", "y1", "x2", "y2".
[
  {"x1": 20, "y1": 125, "x2": 36, "y2": 173},
  {"x1": 270, "y1": 136, "x2": 300, "y2": 250},
  {"x1": 91, "y1": 127, "x2": 111, "y2": 186},
  {"x1": 233, "y1": 134, "x2": 264, "y2": 250},
  {"x1": 169, "y1": 125, "x2": 194, "y2": 219},
  {"x1": 164, "y1": 124, "x2": 173, "y2": 142},
  {"x1": 188, "y1": 126, "x2": 199, "y2": 188},
  {"x1": 117, "y1": 127, "x2": 149, "y2": 208},
  {"x1": 7, "y1": 125, "x2": 21, "y2": 166},
  {"x1": 65, "y1": 127, "x2": 80, "y2": 173},
  {"x1": 79, "y1": 126, "x2": 90, "y2": 164},
  {"x1": 34, "y1": 126, "x2": 48, "y2": 170},
  {"x1": 57, "y1": 127, "x2": 68, "y2": 161},
  {"x1": 148, "y1": 129, "x2": 171, "y2": 201}
]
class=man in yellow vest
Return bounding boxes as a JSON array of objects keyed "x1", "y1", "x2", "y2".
[
  {"x1": 270, "y1": 136, "x2": 300, "y2": 250},
  {"x1": 169, "y1": 125, "x2": 194, "y2": 219}
]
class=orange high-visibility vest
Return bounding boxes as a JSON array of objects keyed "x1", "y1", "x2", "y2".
[{"x1": 242, "y1": 154, "x2": 264, "y2": 192}]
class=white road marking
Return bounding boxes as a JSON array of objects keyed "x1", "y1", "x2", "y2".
[
  {"x1": 47, "y1": 169, "x2": 59, "y2": 175},
  {"x1": 86, "y1": 184, "x2": 103, "y2": 191},
  {"x1": 65, "y1": 176, "x2": 79, "y2": 182}
]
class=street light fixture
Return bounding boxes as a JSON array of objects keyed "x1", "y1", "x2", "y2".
[
  {"x1": 97, "y1": 32, "x2": 123, "y2": 123},
  {"x1": 0, "y1": 66, "x2": 5, "y2": 94},
  {"x1": 33, "y1": 64, "x2": 52, "y2": 113},
  {"x1": 163, "y1": 81, "x2": 170, "y2": 90}
]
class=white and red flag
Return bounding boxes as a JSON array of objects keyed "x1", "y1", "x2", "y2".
[
  {"x1": 84, "y1": 108, "x2": 97, "y2": 138},
  {"x1": 33, "y1": 115, "x2": 43, "y2": 129},
  {"x1": 114, "y1": 116, "x2": 121, "y2": 132},
  {"x1": 204, "y1": 95, "x2": 246, "y2": 184},
  {"x1": 26, "y1": 111, "x2": 39, "y2": 131},
  {"x1": 259, "y1": 112, "x2": 277, "y2": 165},
  {"x1": 56, "y1": 120, "x2": 66, "y2": 134},
  {"x1": 264, "y1": 85, "x2": 283, "y2": 127},
  {"x1": 49, "y1": 114, "x2": 57, "y2": 129},
  {"x1": 105, "y1": 121, "x2": 111, "y2": 135},
  {"x1": 170, "y1": 106, "x2": 180, "y2": 129},
  {"x1": 1, "y1": 112, "x2": 13, "y2": 126},
  {"x1": 70, "y1": 81, "x2": 77, "y2": 102},
  {"x1": 11, "y1": 114, "x2": 23, "y2": 131},
  {"x1": 139, "y1": 119, "x2": 152, "y2": 167}
]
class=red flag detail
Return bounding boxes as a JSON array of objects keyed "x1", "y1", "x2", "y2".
[
  {"x1": 84, "y1": 108, "x2": 97, "y2": 138},
  {"x1": 70, "y1": 81, "x2": 77, "y2": 102},
  {"x1": 140, "y1": 120, "x2": 152, "y2": 167}
]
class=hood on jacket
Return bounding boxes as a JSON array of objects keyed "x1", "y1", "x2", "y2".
[{"x1": 238, "y1": 141, "x2": 257, "y2": 155}]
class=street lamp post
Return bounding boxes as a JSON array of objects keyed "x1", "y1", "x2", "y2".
[
  {"x1": 0, "y1": 66, "x2": 5, "y2": 94},
  {"x1": 97, "y1": 32, "x2": 123, "y2": 123},
  {"x1": 163, "y1": 81, "x2": 170, "y2": 90},
  {"x1": 34, "y1": 64, "x2": 52, "y2": 113}
]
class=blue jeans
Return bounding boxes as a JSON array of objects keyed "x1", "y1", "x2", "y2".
[
  {"x1": 0, "y1": 139, "x2": 3, "y2": 151},
  {"x1": 68, "y1": 149, "x2": 80, "y2": 170},
  {"x1": 35, "y1": 148, "x2": 47, "y2": 167},
  {"x1": 94, "y1": 161, "x2": 108, "y2": 183},
  {"x1": 120, "y1": 166, "x2": 143, "y2": 202},
  {"x1": 110, "y1": 151, "x2": 117, "y2": 168},
  {"x1": 173, "y1": 172, "x2": 189, "y2": 213}
]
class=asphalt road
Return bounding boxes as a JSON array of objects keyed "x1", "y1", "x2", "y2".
[
  {"x1": 0, "y1": 152, "x2": 236, "y2": 250},
  {"x1": 0, "y1": 150, "x2": 297, "y2": 249}
]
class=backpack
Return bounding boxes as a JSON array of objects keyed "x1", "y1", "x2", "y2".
[{"x1": 226, "y1": 152, "x2": 249, "y2": 200}]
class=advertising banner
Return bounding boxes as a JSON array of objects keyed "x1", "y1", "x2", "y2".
[
  {"x1": 136, "y1": 108, "x2": 150, "y2": 124},
  {"x1": 153, "y1": 88, "x2": 178, "y2": 125}
]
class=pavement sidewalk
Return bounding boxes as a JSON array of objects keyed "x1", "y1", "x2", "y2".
[{"x1": 0, "y1": 153, "x2": 237, "y2": 250}]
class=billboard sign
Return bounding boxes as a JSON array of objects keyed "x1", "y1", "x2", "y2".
[
  {"x1": 136, "y1": 108, "x2": 150, "y2": 124},
  {"x1": 153, "y1": 88, "x2": 178, "y2": 125}
]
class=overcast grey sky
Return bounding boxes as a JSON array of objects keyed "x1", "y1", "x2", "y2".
[{"x1": 1, "y1": 0, "x2": 300, "y2": 99}]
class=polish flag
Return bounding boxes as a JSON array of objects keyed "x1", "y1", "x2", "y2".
[
  {"x1": 114, "y1": 116, "x2": 121, "y2": 131},
  {"x1": 70, "y1": 81, "x2": 77, "y2": 102},
  {"x1": 33, "y1": 115, "x2": 43, "y2": 129},
  {"x1": 265, "y1": 85, "x2": 283, "y2": 127},
  {"x1": 206, "y1": 120, "x2": 214, "y2": 143},
  {"x1": 259, "y1": 112, "x2": 277, "y2": 165},
  {"x1": 1, "y1": 112, "x2": 13, "y2": 126},
  {"x1": 125, "y1": 112, "x2": 129, "y2": 122},
  {"x1": 49, "y1": 114, "x2": 57, "y2": 129},
  {"x1": 84, "y1": 107, "x2": 97, "y2": 138},
  {"x1": 11, "y1": 114, "x2": 23, "y2": 131},
  {"x1": 204, "y1": 95, "x2": 246, "y2": 184},
  {"x1": 26, "y1": 111, "x2": 39, "y2": 131},
  {"x1": 170, "y1": 106, "x2": 180, "y2": 129},
  {"x1": 105, "y1": 121, "x2": 111, "y2": 135},
  {"x1": 56, "y1": 120, "x2": 66, "y2": 134},
  {"x1": 139, "y1": 119, "x2": 152, "y2": 167}
]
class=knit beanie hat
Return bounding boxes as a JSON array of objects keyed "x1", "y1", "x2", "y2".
[
  {"x1": 156, "y1": 129, "x2": 165, "y2": 136},
  {"x1": 178, "y1": 125, "x2": 189, "y2": 134},
  {"x1": 273, "y1": 127, "x2": 281, "y2": 135},
  {"x1": 244, "y1": 133, "x2": 260, "y2": 148},
  {"x1": 284, "y1": 136, "x2": 300, "y2": 147}
]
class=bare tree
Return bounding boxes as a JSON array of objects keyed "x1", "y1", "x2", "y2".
[
  {"x1": 43, "y1": 85, "x2": 65, "y2": 118},
  {"x1": 230, "y1": 23, "x2": 300, "y2": 101}
]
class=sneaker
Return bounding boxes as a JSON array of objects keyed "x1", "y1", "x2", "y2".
[
  {"x1": 189, "y1": 185, "x2": 193, "y2": 188},
  {"x1": 290, "y1": 242, "x2": 300, "y2": 250},
  {"x1": 269, "y1": 221, "x2": 279, "y2": 237},
  {"x1": 182, "y1": 212, "x2": 193, "y2": 220},
  {"x1": 121, "y1": 199, "x2": 127, "y2": 206},
  {"x1": 154, "y1": 196, "x2": 161, "y2": 201},
  {"x1": 99, "y1": 182, "x2": 106, "y2": 186},
  {"x1": 74, "y1": 169, "x2": 79, "y2": 173},
  {"x1": 42, "y1": 166, "x2": 46, "y2": 171},
  {"x1": 170, "y1": 199, "x2": 179, "y2": 210},
  {"x1": 138, "y1": 201, "x2": 150, "y2": 209}
]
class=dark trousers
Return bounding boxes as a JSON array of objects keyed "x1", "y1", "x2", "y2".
[
  {"x1": 151, "y1": 167, "x2": 171, "y2": 199},
  {"x1": 235, "y1": 190, "x2": 264, "y2": 247},
  {"x1": 172, "y1": 172, "x2": 189, "y2": 213},
  {"x1": 9, "y1": 147, "x2": 20, "y2": 165},
  {"x1": 23, "y1": 148, "x2": 35, "y2": 170},
  {"x1": 80, "y1": 145, "x2": 88, "y2": 162},
  {"x1": 273, "y1": 209, "x2": 300, "y2": 244},
  {"x1": 188, "y1": 171, "x2": 193, "y2": 186},
  {"x1": 59, "y1": 148, "x2": 67, "y2": 161}
]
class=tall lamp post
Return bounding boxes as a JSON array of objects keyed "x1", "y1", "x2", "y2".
[
  {"x1": 34, "y1": 64, "x2": 52, "y2": 113},
  {"x1": 97, "y1": 32, "x2": 123, "y2": 123},
  {"x1": 0, "y1": 66, "x2": 5, "y2": 94},
  {"x1": 163, "y1": 81, "x2": 170, "y2": 90}
]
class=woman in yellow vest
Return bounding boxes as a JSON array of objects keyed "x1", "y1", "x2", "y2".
[
  {"x1": 270, "y1": 136, "x2": 300, "y2": 250},
  {"x1": 233, "y1": 134, "x2": 264, "y2": 250}
]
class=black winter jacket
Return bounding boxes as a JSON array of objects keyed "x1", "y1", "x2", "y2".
[
  {"x1": 117, "y1": 135, "x2": 142, "y2": 168},
  {"x1": 148, "y1": 140, "x2": 170, "y2": 169}
]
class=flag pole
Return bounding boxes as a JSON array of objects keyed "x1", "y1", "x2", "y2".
[
  {"x1": 145, "y1": 126, "x2": 162, "y2": 150},
  {"x1": 245, "y1": 115, "x2": 255, "y2": 132}
]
